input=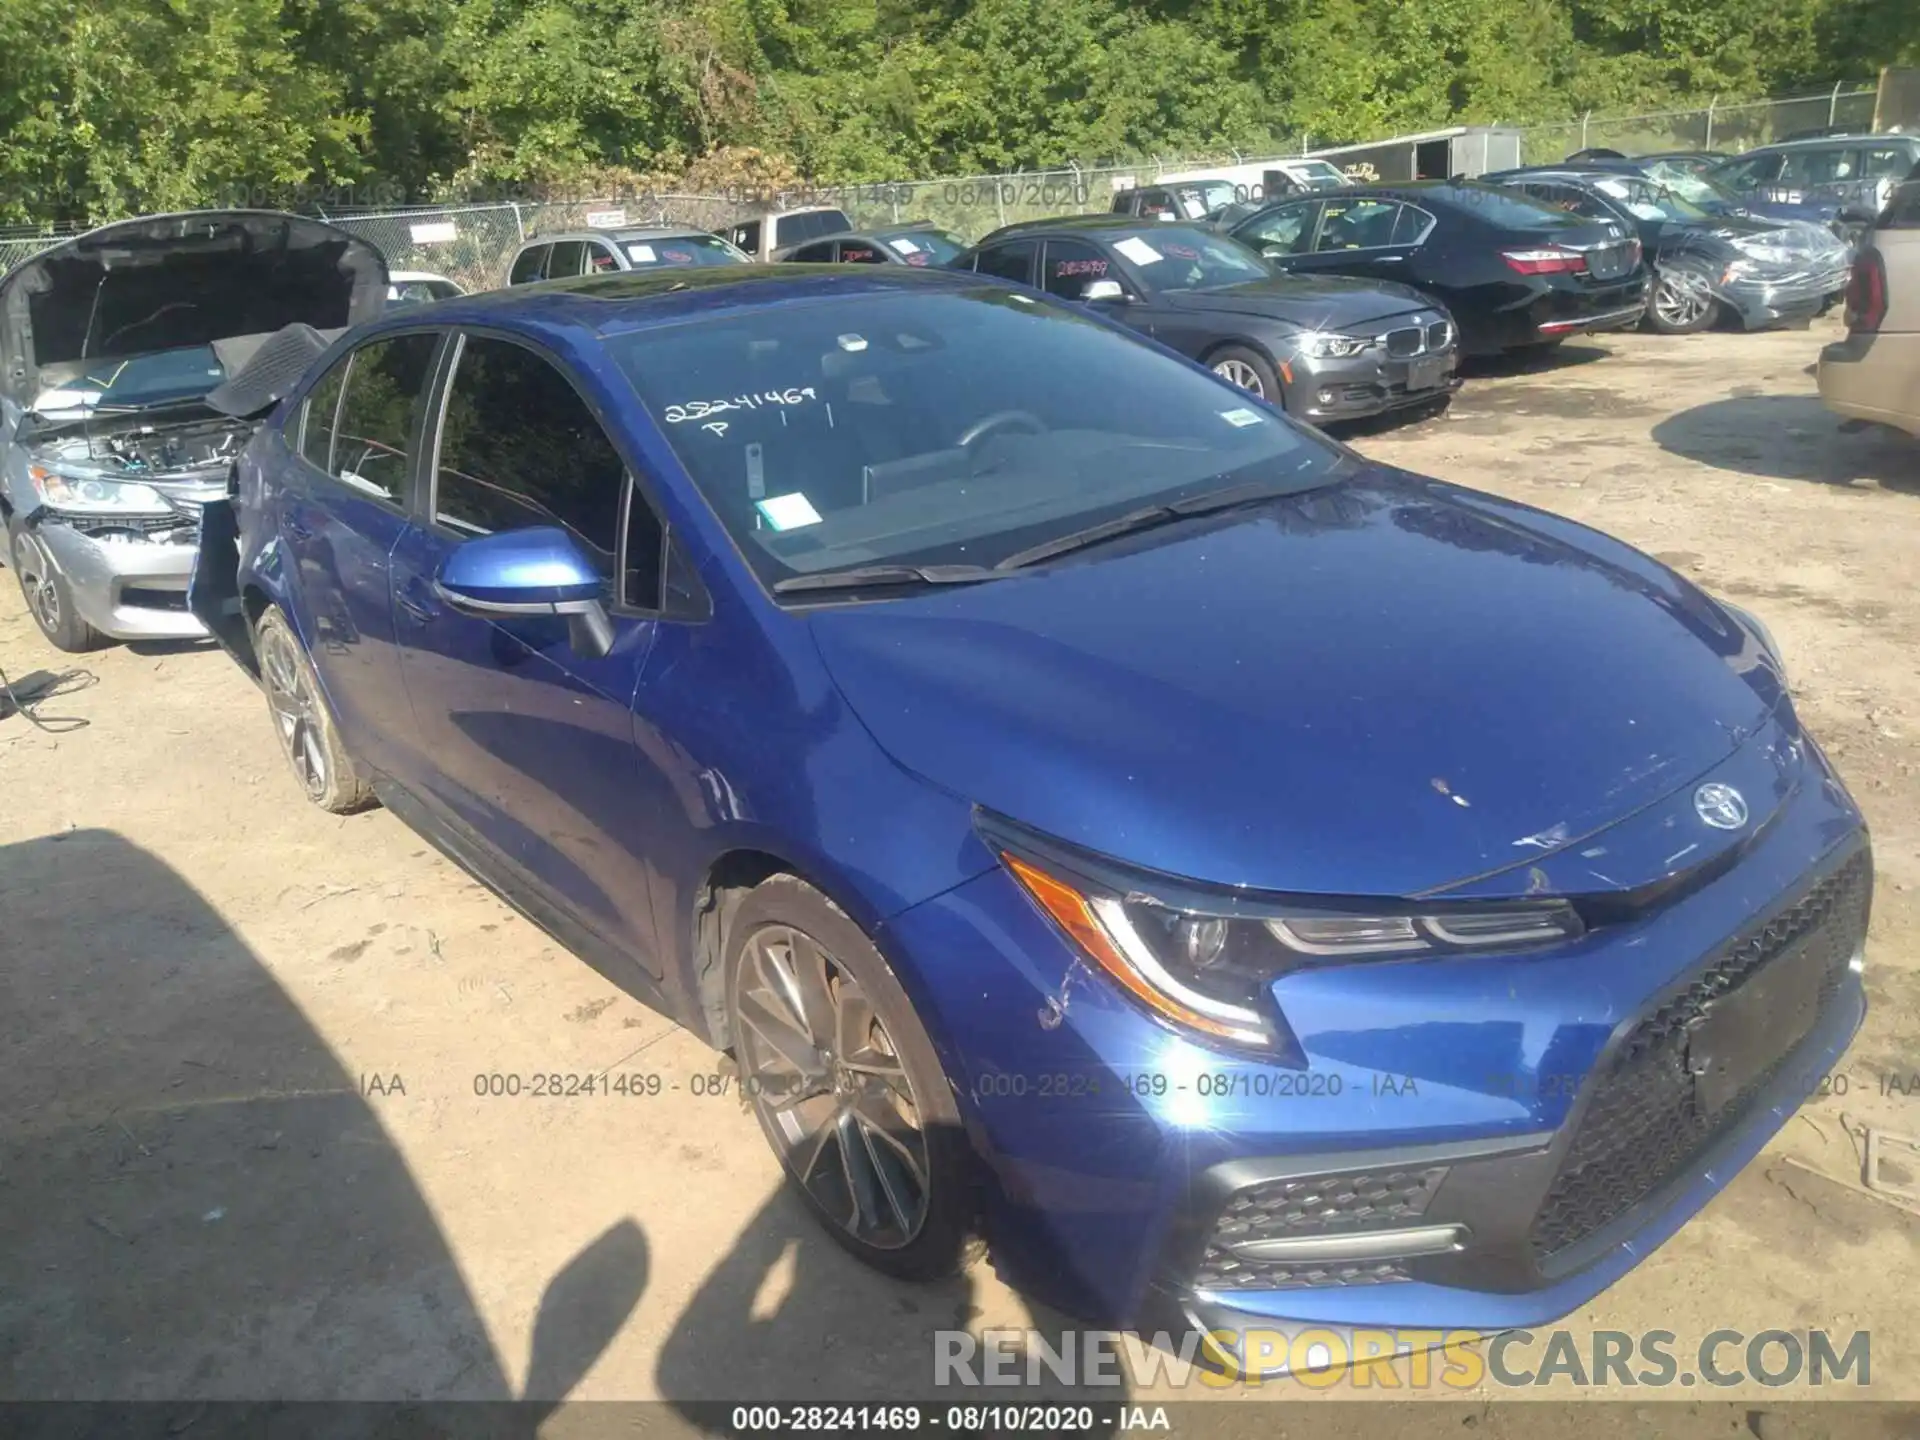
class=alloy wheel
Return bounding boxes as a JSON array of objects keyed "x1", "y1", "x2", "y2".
[
  {"x1": 13, "y1": 531, "x2": 62, "y2": 635},
  {"x1": 1212, "y1": 358, "x2": 1266, "y2": 395},
  {"x1": 1653, "y1": 271, "x2": 1712, "y2": 328},
  {"x1": 259, "y1": 624, "x2": 331, "y2": 801},
  {"x1": 733, "y1": 924, "x2": 931, "y2": 1249}
]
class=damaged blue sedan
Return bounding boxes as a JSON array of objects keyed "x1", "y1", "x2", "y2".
[{"x1": 190, "y1": 265, "x2": 1870, "y2": 1374}]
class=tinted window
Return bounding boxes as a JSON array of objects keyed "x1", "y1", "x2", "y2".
[
  {"x1": 1391, "y1": 205, "x2": 1438, "y2": 244},
  {"x1": 1442, "y1": 186, "x2": 1584, "y2": 232},
  {"x1": 546, "y1": 241, "x2": 587, "y2": 280},
  {"x1": 1886, "y1": 176, "x2": 1920, "y2": 228},
  {"x1": 1519, "y1": 184, "x2": 1615, "y2": 222},
  {"x1": 730, "y1": 220, "x2": 762, "y2": 254},
  {"x1": 1863, "y1": 145, "x2": 1915, "y2": 179},
  {"x1": 585, "y1": 241, "x2": 621, "y2": 274},
  {"x1": 775, "y1": 211, "x2": 854, "y2": 249},
  {"x1": 609, "y1": 289, "x2": 1339, "y2": 592},
  {"x1": 330, "y1": 333, "x2": 440, "y2": 504},
  {"x1": 1316, "y1": 198, "x2": 1401, "y2": 250},
  {"x1": 1237, "y1": 203, "x2": 1317, "y2": 254},
  {"x1": 973, "y1": 241, "x2": 1037, "y2": 284},
  {"x1": 623, "y1": 484, "x2": 665, "y2": 610},
  {"x1": 1780, "y1": 148, "x2": 1857, "y2": 184},
  {"x1": 1714, "y1": 154, "x2": 1781, "y2": 190},
  {"x1": 300, "y1": 356, "x2": 351, "y2": 469},
  {"x1": 508, "y1": 244, "x2": 550, "y2": 285},
  {"x1": 624, "y1": 234, "x2": 745, "y2": 268},
  {"x1": 876, "y1": 229, "x2": 966, "y2": 266},
  {"x1": 839, "y1": 241, "x2": 886, "y2": 264},
  {"x1": 433, "y1": 338, "x2": 625, "y2": 578},
  {"x1": 1042, "y1": 239, "x2": 1113, "y2": 299},
  {"x1": 787, "y1": 240, "x2": 837, "y2": 263}
]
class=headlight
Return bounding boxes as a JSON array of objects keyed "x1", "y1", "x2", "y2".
[
  {"x1": 994, "y1": 833, "x2": 1585, "y2": 1051},
  {"x1": 1295, "y1": 331, "x2": 1374, "y2": 360},
  {"x1": 29, "y1": 465, "x2": 171, "y2": 515}
]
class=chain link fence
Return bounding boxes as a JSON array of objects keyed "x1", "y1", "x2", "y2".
[
  {"x1": 0, "y1": 84, "x2": 1887, "y2": 284},
  {"x1": 1515, "y1": 84, "x2": 1879, "y2": 164}
]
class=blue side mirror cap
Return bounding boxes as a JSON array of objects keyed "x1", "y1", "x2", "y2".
[{"x1": 436, "y1": 526, "x2": 605, "y2": 610}]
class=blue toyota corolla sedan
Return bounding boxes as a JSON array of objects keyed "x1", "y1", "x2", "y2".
[{"x1": 190, "y1": 265, "x2": 1869, "y2": 1372}]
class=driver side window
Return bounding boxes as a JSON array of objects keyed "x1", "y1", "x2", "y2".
[
  {"x1": 1238, "y1": 204, "x2": 1317, "y2": 255},
  {"x1": 1041, "y1": 239, "x2": 1115, "y2": 299},
  {"x1": 432, "y1": 337, "x2": 627, "y2": 583}
]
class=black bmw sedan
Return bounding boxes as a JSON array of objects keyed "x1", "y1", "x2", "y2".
[
  {"x1": 1225, "y1": 182, "x2": 1650, "y2": 356},
  {"x1": 949, "y1": 217, "x2": 1459, "y2": 423}
]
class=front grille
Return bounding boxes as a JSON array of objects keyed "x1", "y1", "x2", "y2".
[
  {"x1": 1193, "y1": 1164, "x2": 1446, "y2": 1290},
  {"x1": 1528, "y1": 853, "x2": 1869, "y2": 1260},
  {"x1": 120, "y1": 587, "x2": 190, "y2": 612},
  {"x1": 1384, "y1": 326, "x2": 1423, "y2": 358},
  {"x1": 1195, "y1": 1255, "x2": 1407, "y2": 1291},
  {"x1": 1426, "y1": 319, "x2": 1452, "y2": 351},
  {"x1": 72, "y1": 512, "x2": 197, "y2": 542}
]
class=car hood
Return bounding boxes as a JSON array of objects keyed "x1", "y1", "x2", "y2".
[
  {"x1": 1158, "y1": 275, "x2": 1432, "y2": 328},
  {"x1": 0, "y1": 210, "x2": 387, "y2": 407},
  {"x1": 809, "y1": 469, "x2": 1787, "y2": 898}
]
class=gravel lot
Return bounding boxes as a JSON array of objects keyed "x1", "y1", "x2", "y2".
[{"x1": 3, "y1": 313, "x2": 1917, "y2": 1428}]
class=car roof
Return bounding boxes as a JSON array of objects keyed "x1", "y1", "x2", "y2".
[
  {"x1": 983, "y1": 213, "x2": 1223, "y2": 240},
  {"x1": 350, "y1": 264, "x2": 993, "y2": 348},
  {"x1": 1743, "y1": 133, "x2": 1914, "y2": 153},
  {"x1": 520, "y1": 226, "x2": 719, "y2": 246}
]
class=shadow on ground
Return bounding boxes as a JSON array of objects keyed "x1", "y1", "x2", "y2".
[
  {"x1": 1459, "y1": 340, "x2": 1613, "y2": 379},
  {"x1": 1653, "y1": 394, "x2": 1918, "y2": 489},
  {"x1": 0, "y1": 829, "x2": 642, "y2": 1428}
]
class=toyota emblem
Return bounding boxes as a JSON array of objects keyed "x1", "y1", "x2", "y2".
[{"x1": 1694, "y1": 783, "x2": 1749, "y2": 831}]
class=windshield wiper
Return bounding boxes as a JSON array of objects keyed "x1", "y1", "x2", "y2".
[
  {"x1": 993, "y1": 480, "x2": 1294, "y2": 571},
  {"x1": 772, "y1": 562, "x2": 1011, "y2": 595}
]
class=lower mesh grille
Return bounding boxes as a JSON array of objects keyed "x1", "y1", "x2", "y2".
[
  {"x1": 1194, "y1": 1164, "x2": 1446, "y2": 1290},
  {"x1": 1196, "y1": 1255, "x2": 1407, "y2": 1291},
  {"x1": 1528, "y1": 852, "x2": 1869, "y2": 1260}
]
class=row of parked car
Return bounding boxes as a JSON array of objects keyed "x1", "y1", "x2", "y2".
[
  {"x1": 0, "y1": 141, "x2": 1893, "y2": 1374},
  {"x1": 0, "y1": 133, "x2": 1905, "y2": 656}
]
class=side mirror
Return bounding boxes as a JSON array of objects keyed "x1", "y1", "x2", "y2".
[
  {"x1": 434, "y1": 526, "x2": 616, "y2": 659},
  {"x1": 1081, "y1": 278, "x2": 1126, "y2": 303}
]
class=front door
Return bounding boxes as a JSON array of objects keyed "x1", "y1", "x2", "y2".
[{"x1": 388, "y1": 333, "x2": 667, "y2": 975}]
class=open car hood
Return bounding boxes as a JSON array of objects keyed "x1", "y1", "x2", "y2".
[{"x1": 0, "y1": 210, "x2": 386, "y2": 407}]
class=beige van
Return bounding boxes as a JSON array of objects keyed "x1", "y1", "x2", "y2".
[{"x1": 1820, "y1": 171, "x2": 1920, "y2": 437}]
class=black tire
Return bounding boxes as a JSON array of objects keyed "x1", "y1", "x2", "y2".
[
  {"x1": 8, "y1": 518, "x2": 106, "y2": 653},
  {"x1": 725, "y1": 874, "x2": 981, "y2": 1282},
  {"x1": 1644, "y1": 265, "x2": 1718, "y2": 335},
  {"x1": 253, "y1": 604, "x2": 375, "y2": 813},
  {"x1": 1206, "y1": 344, "x2": 1285, "y2": 406}
]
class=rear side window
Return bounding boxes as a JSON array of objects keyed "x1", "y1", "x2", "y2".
[
  {"x1": 432, "y1": 337, "x2": 626, "y2": 579},
  {"x1": 973, "y1": 241, "x2": 1037, "y2": 284},
  {"x1": 1041, "y1": 239, "x2": 1111, "y2": 299},
  {"x1": 1864, "y1": 145, "x2": 1916, "y2": 180},
  {"x1": 1315, "y1": 198, "x2": 1401, "y2": 250},
  {"x1": 839, "y1": 241, "x2": 885, "y2": 264},
  {"x1": 508, "y1": 244, "x2": 550, "y2": 285},
  {"x1": 330, "y1": 332, "x2": 440, "y2": 505},
  {"x1": 730, "y1": 220, "x2": 762, "y2": 254},
  {"x1": 787, "y1": 240, "x2": 837, "y2": 263},
  {"x1": 299, "y1": 356, "x2": 350, "y2": 470},
  {"x1": 1392, "y1": 205, "x2": 1438, "y2": 245},
  {"x1": 1886, "y1": 178, "x2": 1920, "y2": 229}
]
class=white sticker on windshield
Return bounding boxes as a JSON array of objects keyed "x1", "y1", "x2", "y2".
[
  {"x1": 887, "y1": 237, "x2": 919, "y2": 255},
  {"x1": 626, "y1": 244, "x2": 657, "y2": 263},
  {"x1": 756, "y1": 492, "x2": 823, "y2": 531},
  {"x1": 837, "y1": 333, "x2": 868, "y2": 351},
  {"x1": 1179, "y1": 195, "x2": 1207, "y2": 218},
  {"x1": 1113, "y1": 236, "x2": 1162, "y2": 266},
  {"x1": 1220, "y1": 407, "x2": 1266, "y2": 428}
]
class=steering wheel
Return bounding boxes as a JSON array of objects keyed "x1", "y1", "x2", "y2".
[{"x1": 956, "y1": 410, "x2": 1046, "y2": 451}]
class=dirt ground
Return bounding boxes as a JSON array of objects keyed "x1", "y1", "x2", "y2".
[{"x1": 3, "y1": 313, "x2": 1919, "y2": 1431}]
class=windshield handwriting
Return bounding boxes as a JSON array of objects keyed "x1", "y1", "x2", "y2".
[{"x1": 663, "y1": 388, "x2": 818, "y2": 424}]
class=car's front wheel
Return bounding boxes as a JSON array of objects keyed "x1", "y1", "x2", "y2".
[
  {"x1": 8, "y1": 519, "x2": 105, "y2": 653},
  {"x1": 1208, "y1": 345, "x2": 1284, "y2": 405},
  {"x1": 253, "y1": 604, "x2": 374, "y2": 813},
  {"x1": 725, "y1": 874, "x2": 980, "y2": 1281},
  {"x1": 1646, "y1": 265, "x2": 1718, "y2": 334}
]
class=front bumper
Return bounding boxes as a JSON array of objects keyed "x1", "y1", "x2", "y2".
[
  {"x1": 1720, "y1": 263, "x2": 1853, "y2": 330},
  {"x1": 1289, "y1": 347, "x2": 1461, "y2": 423},
  {"x1": 25, "y1": 513, "x2": 208, "y2": 640},
  {"x1": 883, "y1": 720, "x2": 1870, "y2": 1337}
]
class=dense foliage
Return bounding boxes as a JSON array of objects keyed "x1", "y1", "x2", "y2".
[{"x1": 0, "y1": 0, "x2": 1914, "y2": 223}]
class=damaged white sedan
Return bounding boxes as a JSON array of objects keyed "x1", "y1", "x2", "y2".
[{"x1": 0, "y1": 210, "x2": 386, "y2": 650}]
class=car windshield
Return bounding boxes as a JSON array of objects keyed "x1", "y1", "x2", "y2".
[
  {"x1": 1647, "y1": 161, "x2": 1739, "y2": 206},
  {"x1": 1106, "y1": 227, "x2": 1270, "y2": 291},
  {"x1": 1589, "y1": 175, "x2": 1710, "y2": 222},
  {"x1": 41, "y1": 345, "x2": 226, "y2": 410},
  {"x1": 1291, "y1": 161, "x2": 1349, "y2": 189},
  {"x1": 876, "y1": 228, "x2": 967, "y2": 266},
  {"x1": 623, "y1": 235, "x2": 744, "y2": 267},
  {"x1": 606, "y1": 286, "x2": 1342, "y2": 591}
]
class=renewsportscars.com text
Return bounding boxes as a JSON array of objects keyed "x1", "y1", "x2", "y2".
[{"x1": 933, "y1": 1327, "x2": 1871, "y2": 1389}]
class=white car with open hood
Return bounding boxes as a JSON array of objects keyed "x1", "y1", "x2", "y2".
[{"x1": 0, "y1": 210, "x2": 388, "y2": 650}]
